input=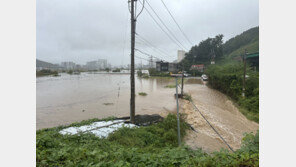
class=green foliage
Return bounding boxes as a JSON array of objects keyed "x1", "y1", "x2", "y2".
[
  {"x1": 223, "y1": 27, "x2": 259, "y2": 56},
  {"x1": 180, "y1": 34, "x2": 224, "y2": 71},
  {"x1": 227, "y1": 40, "x2": 259, "y2": 60},
  {"x1": 36, "y1": 69, "x2": 59, "y2": 77},
  {"x1": 137, "y1": 70, "x2": 143, "y2": 77},
  {"x1": 138, "y1": 92, "x2": 148, "y2": 96},
  {"x1": 137, "y1": 70, "x2": 149, "y2": 78},
  {"x1": 164, "y1": 84, "x2": 176, "y2": 88},
  {"x1": 206, "y1": 63, "x2": 259, "y2": 122},
  {"x1": 148, "y1": 68, "x2": 171, "y2": 77},
  {"x1": 37, "y1": 115, "x2": 259, "y2": 166},
  {"x1": 112, "y1": 68, "x2": 121, "y2": 72},
  {"x1": 67, "y1": 70, "x2": 73, "y2": 74}
]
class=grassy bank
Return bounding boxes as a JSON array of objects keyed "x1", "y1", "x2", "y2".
[
  {"x1": 206, "y1": 63, "x2": 259, "y2": 122},
  {"x1": 37, "y1": 114, "x2": 259, "y2": 166}
]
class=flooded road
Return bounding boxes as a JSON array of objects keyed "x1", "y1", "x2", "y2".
[
  {"x1": 37, "y1": 73, "x2": 176, "y2": 129},
  {"x1": 181, "y1": 80, "x2": 259, "y2": 152}
]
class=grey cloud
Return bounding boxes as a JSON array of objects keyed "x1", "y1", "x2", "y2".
[{"x1": 37, "y1": 0, "x2": 258, "y2": 66}]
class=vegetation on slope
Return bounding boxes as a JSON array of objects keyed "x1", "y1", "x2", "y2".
[
  {"x1": 227, "y1": 40, "x2": 259, "y2": 59},
  {"x1": 178, "y1": 26, "x2": 259, "y2": 122},
  {"x1": 223, "y1": 27, "x2": 259, "y2": 56},
  {"x1": 37, "y1": 114, "x2": 259, "y2": 166}
]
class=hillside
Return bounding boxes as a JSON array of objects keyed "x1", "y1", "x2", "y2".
[
  {"x1": 223, "y1": 27, "x2": 259, "y2": 59},
  {"x1": 36, "y1": 59, "x2": 59, "y2": 68}
]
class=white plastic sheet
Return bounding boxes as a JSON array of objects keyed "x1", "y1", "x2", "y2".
[{"x1": 59, "y1": 120, "x2": 137, "y2": 138}]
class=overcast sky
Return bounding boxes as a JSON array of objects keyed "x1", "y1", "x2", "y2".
[{"x1": 37, "y1": 0, "x2": 258, "y2": 66}]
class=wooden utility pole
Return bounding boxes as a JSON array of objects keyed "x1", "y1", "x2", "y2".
[
  {"x1": 130, "y1": 0, "x2": 136, "y2": 123},
  {"x1": 242, "y1": 49, "x2": 247, "y2": 98},
  {"x1": 181, "y1": 71, "x2": 184, "y2": 96},
  {"x1": 175, "y1": 77, "x2": 181, "y2": 146}
]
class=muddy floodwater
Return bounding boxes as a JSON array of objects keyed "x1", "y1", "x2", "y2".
[
  {"x1": 37, "y1": 73, "x2": 176, "y2": 129},
  {"x1": 37, "y1": 73, "x2": 258, "y2": 152},
  {"x1": 181, "y1": 81, "x2": 258, "y2": 152}
]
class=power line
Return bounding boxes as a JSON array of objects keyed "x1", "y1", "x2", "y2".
[
  {"x1": 136, "y1": 33, "x2": 174, "y2": 60},
  {"x1": 138, "y1": 0, "x2": 187, "y2": 51},
  {"x1": 190, "y1": 99, "x2": 234, "y2": 152},
  {"x1": 135, "y1": 48, "x2": 165, "y2": 61},
  {"x1": 135, "y1": 41, "x2": 169, "y2": 61},
  {"x1": 144, "y1": 0, "x2": 188, "y2": 50},
  {"x1": 160, "y1": 0, "x2": 193, "y2": 46},
  {"x1": 135, "y1": 55, "x2": 150, "y2": 62}
]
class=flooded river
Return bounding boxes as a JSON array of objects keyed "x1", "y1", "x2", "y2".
[{"x1": 37, "y1": 72, "x2": 258, "y2": 151}]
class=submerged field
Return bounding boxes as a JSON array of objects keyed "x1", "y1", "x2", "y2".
[{"x1": 37, "y1": 114, "x2": 259, "y2": 166}]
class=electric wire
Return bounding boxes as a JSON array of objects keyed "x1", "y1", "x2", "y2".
[
  {"x1": 138, "y1": 0, "x2": 187, "y2": 50},
  {"x1": 160, "y1": 0, "x2": 193, "y2": 46},
  {"x1": 144, "y1": 0, "x2": 188, "y2": 50},
  {"x1": 136, "y1": 33, "x2": 174, "y2": 60},
  {"x1": 190, "y1": 100, "x2": 235, "y2": 152}
]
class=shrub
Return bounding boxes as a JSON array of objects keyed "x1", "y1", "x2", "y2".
[{"x1": 138, "y1": 92, "x2": 147, "y2": 96}]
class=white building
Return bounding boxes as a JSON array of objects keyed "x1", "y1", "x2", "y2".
[
  {"x1": 61, "y1": 62, "x2": 76, "y2": 70},
  {"x1": 177, "y1": 50, "x2": 185, "y2": 63},
  {"x1": 86, "y1": 59, "x2": 108, "y2": 70}
]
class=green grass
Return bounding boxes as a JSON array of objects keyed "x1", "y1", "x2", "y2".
[
  {"x1": 238, "y1": 107, "x2": 259, "y2": 123},
  {"x1": 138, "y1": 92, "x2": 148, "y2": 96},
  {"x1": 164, "y1": 84, "x2": 176, "y2": 88},
  {"x1": 37, "y1": 114, "x2": 259, "y2": 166}
]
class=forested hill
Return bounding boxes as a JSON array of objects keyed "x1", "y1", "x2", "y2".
[
  {"x1": 180, "y1": 26, "x2": 259, "y2": 70},
  {"x1": 223, "y1": 26, "x2": 259, "y2": 59}
]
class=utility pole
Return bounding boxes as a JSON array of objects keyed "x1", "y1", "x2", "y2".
[
  {"x1": 242, "y1": 49, "x2": 247, "y2": 98},
  {"x1": 128, "y1": 0, "x2": 144, "y2": 123},
  {"x1": 130, "y1": 0, "x2": 136, "y2": 123},
  {"x1": 175, "y1": 77, "x2": 181, "y2": 146},
  {"x1": 181, "y1": 70, "x2": 184, "y2": 96},
  {"x1": 149, "y1": 55, "x2": 153, "y2": 68}
]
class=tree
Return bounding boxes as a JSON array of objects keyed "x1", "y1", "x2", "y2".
[{"x1": 180, "y1": 34, "x2": 224, "y2": 71}]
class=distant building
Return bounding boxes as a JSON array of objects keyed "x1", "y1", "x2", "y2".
[
  {"x1": 97, "y1": 59, "x2": 107, "y2": 69},
  {"x1": 85, "y1": 59, "x2": 108, "y2": 70},
  {"x1": 61, "y1": 61, "x2": 76, "y2": 70},
  {"x1": 190, "y1": 64, "x2": 205, "y2": 72},
  {"x1": 177, "y1": 50, "x2": 185, "y2": 63}
]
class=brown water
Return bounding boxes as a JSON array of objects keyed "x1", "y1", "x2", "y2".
[
  {"x1": 37, "y1": 73, "x2": 258, "y2": 152},
  {"x1": 181, "y1": 80, "x2": 258, "y2": 152},
  {"x1": 37, "y1": 73, "x2": 176, "y2": 129}
]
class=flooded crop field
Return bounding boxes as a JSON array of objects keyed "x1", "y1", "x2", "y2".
[
  {"x1": 37, "y1": 73, "x2": 176, "y2": 129},
  {"x1": 37, "y1": 73, "x2": 258, "y2": 151}
]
